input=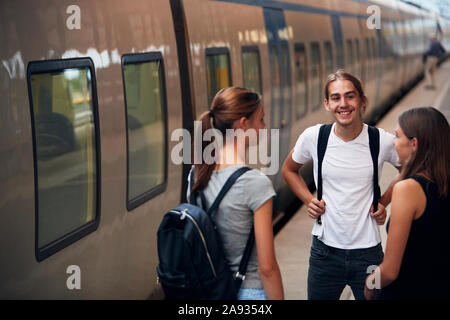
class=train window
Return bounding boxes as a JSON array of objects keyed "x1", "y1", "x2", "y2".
[
  {"x1": 294, "y1": 43, "x2": 308, "y2": 118},
  {"x1": 371, "y1": 37, "x2": 378, "y2": 77},
  {"x1": 241, "y1": 46, "x2": 262, "y2": 94},
  {"x1": 270, "y1": 45, "x2": 281, "y2": 126},
  {"x1": 355, "y1": 39, "x2": 361, "y2": 80},
  {"x1": 371, "y1": 37, "x2": 378, "y2": 59},
  {"x1": 346, "y1": 39, "x2": 354, "y2": 74},
  {"x1": 27, "y1": 58, "x2": 101, "y2": 261},
  {"x1": 310, "y1": 42, "x2": 322, "y2": 110},
  {"x1": 122, "y1": 52, "x2": 168, "y2": 211},
  {"x1": 324, "y1": 41, "x2": 334, "y2": 77},
  {"x1": 279, "y1": 43, "x2": 291, "y2": 124},
  {"x1": 205, "y1": 48, "x2": 231, "y2": 106},
  {"x1": 365, "y1": 37, "x2": 372, "y2": 80}
]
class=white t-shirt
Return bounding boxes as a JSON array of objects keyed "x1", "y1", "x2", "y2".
[{"x1": 292, "y1": 123, "x2": 400, "y2": 249}]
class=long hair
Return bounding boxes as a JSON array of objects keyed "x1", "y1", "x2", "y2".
[
  {"x1": 324, "y1": 69, "x2": 367, "y2": 111},
  {"x1": 398, "y1": 107, "x2": 450, "y2": 198},
  {"x1": 191, "y1": 87, "x2": 261, "y2": 193}
]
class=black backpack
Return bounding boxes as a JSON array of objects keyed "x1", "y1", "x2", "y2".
[
  {"x1": 316, "y1": 124, "x2": 380, "y2": 225},
  {"x1": 156, "y1": 166, "x2": 255, "y2": 300}
]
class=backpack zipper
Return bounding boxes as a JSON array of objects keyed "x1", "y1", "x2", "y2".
[{"x1": 170, "y1": 209, "x2": 217, "y2": 277}]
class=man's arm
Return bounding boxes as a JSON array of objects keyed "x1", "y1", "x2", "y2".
[
  {"x1": 282, "y1": 149, "x2": 325, "y2": 220},
  {"x1": 281, "y1": 149, "x2": 311, "y2": 204}
]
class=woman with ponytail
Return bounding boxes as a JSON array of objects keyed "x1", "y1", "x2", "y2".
[
  {"x1": 365, "y1": 107, "x2": 450, "y2": 300},
  {"x1": 187, "y1": 87, "x2": 284, "y2": 300}
]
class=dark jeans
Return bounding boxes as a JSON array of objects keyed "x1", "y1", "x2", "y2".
[{"x1": 307, "y1": 236, "x2": 384, "y2": 300}]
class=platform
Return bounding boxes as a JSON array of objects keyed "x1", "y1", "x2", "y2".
[{"x1": 274, "y1": 59, "x2": 450, "y2": 300}]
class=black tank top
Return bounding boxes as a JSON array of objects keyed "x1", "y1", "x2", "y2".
[{"x1": 379, "y1": 176, "x2": 450, "y2": 300}]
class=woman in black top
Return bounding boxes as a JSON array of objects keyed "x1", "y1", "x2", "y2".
[{"x1": 364, "y1": 107, "x2": 450, "y2": 300}]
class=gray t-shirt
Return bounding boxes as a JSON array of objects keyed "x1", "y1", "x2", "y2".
[{"x1": 187, "y1": 165, "x2": 276, "y2": 289}]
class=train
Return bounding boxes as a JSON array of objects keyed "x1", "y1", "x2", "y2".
[{"x1": 1, "y1": 0, "x2": 449, "y2": 299}]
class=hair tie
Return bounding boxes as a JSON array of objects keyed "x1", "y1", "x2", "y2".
[{"x1": 209, "y1": 109, "x2": 214, "y2": 118}]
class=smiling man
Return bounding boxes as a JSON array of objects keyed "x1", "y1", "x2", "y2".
[{"x1": 282, "y1": 70, "x2": 401, "y2": 300}]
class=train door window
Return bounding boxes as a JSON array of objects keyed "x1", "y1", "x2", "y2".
[
  {"x1": 270, "y1": 45, "x2": 281, "y2": 126},
  {"x1": 294, "y1": 43, "x2": 308, "y2": 118},
  {"x1": 346, "y1": 39, "x2": 354, "y2": 74},
  {"x1": 122, "y1": 52, "x2": 168, "y2": 211},
  {"x1": 279, "y1": 43, "x2": 291, "y2": 124},
  {"x1": 391, "y1": 22, "x2": 399, "y2": 70},
  {"x1": 205, "y1": 48, "x2": 231, "y2": 106},
  {"x1": 310, "y1": 42, "x2": 322, "y2": 110},
  {"x1": 371, "y1": 37, "x2": 378, "y2": 75},
  {"x1": 27, "y1": 58, "x2": 101, "y2": 261},
  {"x1": 355, "y1": 39, "x2": 361, "y2": 80},
  {"x1": 371, "y1": 37, "x2": 378, "y2": 59},
  {"x1": 241, "y1": 46, "x2": 262, "y2": 94},
  {"x1": 365, "y1": 37, "x2": 372, "y2": 80},
  {"x1": 324, "y1": 41, "x2": 334, "y2": 77},
  {"x1": 381, "y1": 37, "x2": 389, "y2": 68}
]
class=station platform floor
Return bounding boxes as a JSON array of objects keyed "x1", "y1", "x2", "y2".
[{"x1": 274, "y1": 59, "x2": 450, "y2": 300}]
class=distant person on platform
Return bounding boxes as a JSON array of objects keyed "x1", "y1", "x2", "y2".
[{"x1": 423, "y1": 34, "x2": 446, "y2": 90}]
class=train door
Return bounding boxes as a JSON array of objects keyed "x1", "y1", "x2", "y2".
[{"x1": 263, "y1": 8, "x2": 292, "y2": 189}]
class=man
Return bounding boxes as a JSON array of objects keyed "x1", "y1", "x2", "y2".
[
  {"x1": 282, "y1": 70, "x2": 401, "y2": 300},
  {"x1": 423, "y1": 34, "x2": 446, "y2": 90}
]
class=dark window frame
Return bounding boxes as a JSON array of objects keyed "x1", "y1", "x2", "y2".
[
  {"x1": 365, "y1": 37, "x2": 372, "y2": 81},
  {"x1": 310, "y1": 41, "x2": 323, "y2": 111},
  {"x1": 278, "y1": 42, "x2": 292, "y2": 125},
  {"x1": 345, "y1": 38, "x2": 355, "y2": 72},
  {"x1": 205, "y1": 47, "x2": 232, "y2": 105},
  {"x1": 26, "y1": 57, "x2": 102, "y2": 262},
  {"x1": 121, "y1": 52, "x2": 169, "y2": 211},
  {"x1": 241, "y1": 45, "x2": 262, "y2": 94},
  {"x1": 294, "y1": 42, "x2": 309, "y2": 119},
  {"x1": 354, "y1": 38, "x2": 361, "y2": 80},
  {"x1": 323, "y1": 40, "x2": 335, "y2": 76}
]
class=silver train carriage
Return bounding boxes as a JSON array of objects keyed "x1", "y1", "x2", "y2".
[{"x1": 1, "y1": 0, "x2": 449, "y2": 299}]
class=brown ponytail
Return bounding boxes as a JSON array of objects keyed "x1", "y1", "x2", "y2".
[{"x1": 191, "y1": 87, "x2": 261, "y2": 193}]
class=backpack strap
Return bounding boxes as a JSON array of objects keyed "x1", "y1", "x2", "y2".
[
  {"x1": 316, "y1": 124, "x2": 333, "y2": 225},
  {"x1": 368, "y1": 126, "x2": 381, "y2": 212},
  {"x1": 189, "y1": 167, "x2": 195, "y2": 195},
  {"x1": 188, "y1": 168, "x2": 207, "y2": 211},
  {"x1": 234, "y1": 226, "x2": 255, "y2": 287},
  {"x1": 207, "y1": 167, "x2": 252, "y2": 221}
]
